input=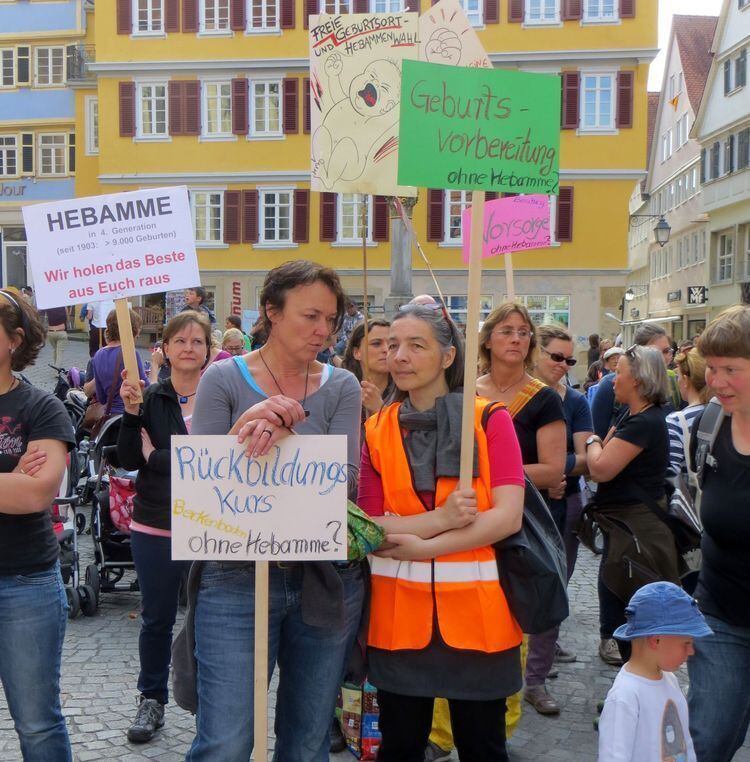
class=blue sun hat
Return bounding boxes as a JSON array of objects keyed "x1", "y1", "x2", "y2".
[{"x1": 614, "y1": 582, "x2": 714, "y2": 640}]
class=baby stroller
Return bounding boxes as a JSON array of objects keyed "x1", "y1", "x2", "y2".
[{"x1": 87, "y1": 416, "x2": 140, "y2": 598}]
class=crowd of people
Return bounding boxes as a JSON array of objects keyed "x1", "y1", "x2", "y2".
[{"x1": 0, "y1": 263, "x2": 748, "y2": 761}]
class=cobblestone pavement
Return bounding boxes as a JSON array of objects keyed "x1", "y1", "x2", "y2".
[{"x1": 0, "y1": 336, "x2": 748, "y2": 761}]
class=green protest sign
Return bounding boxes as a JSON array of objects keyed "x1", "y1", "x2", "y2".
[{"x1": 397, "y1": 60, "x2": 560, "y2": 194}]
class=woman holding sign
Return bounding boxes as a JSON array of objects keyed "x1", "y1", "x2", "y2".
[
  {"x1": 187, "y1": 260, "x2": 364, "y2": 762},
  {"x1": 117, "y1": 311, "x2": 211, "y2": 745},
  {"x1": 359, "y1": 304, "x2": 526, "y2": 762}
]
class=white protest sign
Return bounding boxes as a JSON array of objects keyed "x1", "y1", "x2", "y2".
[
  {"x1": 22, "y1": 186, "x2": 199, "y2": 310},
  {"x1": 420, "y1": 0, "x2": 492, "y2": 69},
  {"x1": 171, "y1": 435, "x2": 348, "y2": 562}
]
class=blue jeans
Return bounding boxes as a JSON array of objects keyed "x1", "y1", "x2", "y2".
[
  {"x1": 186, "y1": 561, "x2": 365, "y2": 762},
  {"x1": 688, "y1": 612, "x2": 750, "y2": 761},
  {"x1": 0, "y1": 562, "x2": 72, "y2": 762},
  {"x1": 130, "y1": 530, "x2": 191, "y2": 704}
]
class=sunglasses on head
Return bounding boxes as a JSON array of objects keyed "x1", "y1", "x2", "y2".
[
  {"x1": 541, "y1": 347, "x2": 577, "y2": 367},
  {"x1": 399, "y1": 301, "x2": 451, "y2": 323}
]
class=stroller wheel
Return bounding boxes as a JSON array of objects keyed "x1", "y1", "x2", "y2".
[
  {"x1": 79, "y1": 584, "x2": 98, "y2": 617},
  {"x1": 66, "y1": 587, "x2": 80, "y2": 619},
  {"x1": 76, "y1": 512, "x2": 86, "y2": 536},
  {"x1": 85, "y1": 564, "x2": 100, "y2": 604}
]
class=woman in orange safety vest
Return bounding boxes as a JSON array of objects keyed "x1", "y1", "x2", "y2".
[{"x1": 357, "y1": 303, "x2": 526, "y2": 762}]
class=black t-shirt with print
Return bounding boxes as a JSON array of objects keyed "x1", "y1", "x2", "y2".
[{"x1": 0, "y1": 382, "x2": 75, "y2": 575}]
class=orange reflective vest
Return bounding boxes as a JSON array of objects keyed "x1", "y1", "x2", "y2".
[{"x1": 365, "y1": 398, "x2": 522, "y2": 653}]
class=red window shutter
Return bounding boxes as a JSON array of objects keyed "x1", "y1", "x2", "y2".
[
  {"x1": 616, "y1": 70, "x2": 634, "y2": 129},
  {"x1": 427, "y1": 189, "x2": 444, "y2": 242},
  {"x1": 304, "y1": 0, "x2": 318, "y2": 29},
  {"x1": 619, "y1": 0, "x2": 635, "y2": 18},
  {"x1": 119, "y1": 82, "x2": 136, "y2": 137},
  {"x1": 282, "y1": 78, "x2": 299, "y2": 134},
  {"x1": 280, "y1": 0, "x2": 295, "y2": 28},
  {"x1": 117, "y1": 0, "x2": 131, "y2": 34},
  {"x1": 508, "y1": 0, "x2": 524, "y2": 22},
  {"x1": 561, "y1": 71, "x2": 580, "y2": 129},
  {"x1": 242, "y1": 190, "x2": 259, "y2": 244},
  {"x1": 561, "y1": 0, "x2": 582, "y2": 20},
  {"x1": 293, "y1": 190, "x2": 310, "y2": 243},
  {"x1": 182, "y1": 0, "x2": 199, "y2": 32},
  {"x1": 224, "y1": 191, "x2": 241, "y2": 244},
  {"x1": 184, "y1": 81, "x2": 201, "y2": 135},
  {"x1": 485, "y1": 0, "x2": 499, "y2": 23},
  {"x1": 405, "y1": 0, "x2": 419, "y2": 10},
  {"x1": 230, "y1": 0, "x2": 246, "y2": 30},
  {"x1": 373, "y1": 196, "x2": 389, "y2": 242},
  {"x1": 303, "y1": 77, "x2": 311, "y2": 134},
  {"x1": 485, "y1": 192, "x2": 498, "y2": 201},
  {"x1": 353, "y1": 0, "x2": 368, "y2": 11},
  {"x1": 320, "y1": 193, "x2": 337, "y2": 242},
  {"x1": 169, "y1": 81, "x2": 185, "y2": 135},
  {"x1": 556, "y1": 187, "x2": 574, "y2": 242},
  {"x1": 165, "y1": 0, "x2": 180, "y2": 31},
  {"x1": 231, "y1": 78, "x2": 248, "y2": 135}
]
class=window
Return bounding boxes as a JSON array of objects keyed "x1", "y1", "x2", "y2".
[
  {"x1": 134, "y1": 0, "x2": 164, "y2": 33},
  {"x1": 337, "y1": 194, "x2": 372, "y2": 244},
  {"x1": 0, "y1": 49, "x2": 14, "y2": 88},
  {"x1": 717, "y1": 233, "x2": 734, "y2": 282},
  {"x1": 137, "y1": 83, "x2": 168, "y2": 137},
  {"x1": 191, "y1": 191, "x2": 223, "y2": 244},
  {"x1": 86, "y1": 97, "x2": 99, "y2": 155},
  {"x1": 661, "y1": 132, "x2": 670, "y2": 162},
  {"x1": 251, "y1": 81, "x2": 281, "y2": 136},
  {"x1": 0, "y1": 136, "x2": 17, "y2": 176},
  {"x1": 460, "y1": 0, "x2": 483, "y2": 26},
  {"x1": 514, "y1": 295, "x2": 571, "y2": 327},
  {"x1": 38, "y1": 133, "x2": 66, "y2": 175},
  {"x1": 250, "y1": 0, "x2": 279, "y2": 30},
  {"x1": 676, "y1": 175, "x2": 685, "y2": 205},
  {"x1": 584, "y1": 0, "x2": 616, "y2": 22},
  {"x1": 724, "y1": 49, "x2": 747, "y2": 94},
  {"x1": 526, "y1": 0, "x2": 558, "y2": 23},
  {"x1": 370, "y1": 0, "x2": 401, "y2": 10},
  {"x1": 259, "y1": 189, "x2": 292, "y2": 244},
  {"x1": 444, "y1": 191, "x2": 473, "y2": 243},
  {"x1": 34, "y1": 47, "x2": 64, "y2": 86},
  {"x1": 320, "y1": 0, "x2": 352, "y2": 12},
  {"x1": 445, "y1": 295, "x2": 493, "y2": 327},
  {"x1": 668, "y1": 72, "x2": 683, "y2": 100},
  {"x1": 580, "y1": 73, "x2": 614, "y2": 130},
  {"x1": 203, "y1": 81, "x2": 232, "y2": 136},
  {"x1": 201, "y1": 0, "x2": 230, "y2": 31}
]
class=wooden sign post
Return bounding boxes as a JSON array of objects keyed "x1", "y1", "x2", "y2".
[
  {"x1": 254, "y1": 561, "x2": 270, "y2": 762},
  {"x1": 114, "y1": 298, "x2": 143, "y2": 404},
  {"x1": 361, "y1": 193, "x2": 370, "y2": 380}
]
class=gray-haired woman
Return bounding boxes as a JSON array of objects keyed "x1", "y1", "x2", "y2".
[{"x1": 585, "y1": 346, "x2": 681, "y2": 661}]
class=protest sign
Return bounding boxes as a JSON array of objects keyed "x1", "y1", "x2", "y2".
[
  {"x1": 461, "y1": 194, "x2": 551, "y2": 263},
  {"x1": 397, "y1": 61, "x2": 560, "y2": 194},
  {"x1": 22, "y1": 186, "x2": 198, "y2": 310},
  {"x1": 420, "y1": 0, "x2": 491, "y2": 69},
  {"x1": 171, "y1": 435, "x2": 349, "y2": 562},
  {"x1": 309, "y1": 12, "x2": 418, "y2": 196}
]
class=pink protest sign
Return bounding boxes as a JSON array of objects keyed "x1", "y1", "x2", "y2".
[{"x1": 461, "y1": 194, "x2": 551, "y2": 263}]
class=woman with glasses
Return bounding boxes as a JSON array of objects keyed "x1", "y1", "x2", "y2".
[
  {"x1": 221, "y1": 328, "x2": 247, "y2": 357},
  {"x1": 585, "y1": 345, "x2": 680, "y2": 663},
  {"x1": 359, "y1": 304, "x2": 525, "y2": 761}
]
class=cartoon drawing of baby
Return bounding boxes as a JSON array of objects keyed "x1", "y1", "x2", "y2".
[{"x1": 312, "y1": 53, "x2": 402, "y2": 189}]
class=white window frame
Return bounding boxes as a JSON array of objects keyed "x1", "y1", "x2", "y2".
[
  {"x1": 525, "y1": 0, "x2": 559, "y2": 24},
  {"x1": 0, "y1": 48, "x2": 15, "y2": 89},
  {"x1": 717, "y1": 233, "x2": 734, "y2": 283},
  {"x1": 202, "y1": 79, "x2": 233, "y2": 138},
  {"x1": 136, "y1": 81, "x2": 169, "y2": 140},
  {"x1": 38, "y1": 133, "x2": 67, "y2": 176},
  {"x1": 132, "y1": 0, "x2": 165, "y2": 35},
  {"x1": 513, "y1": 294, "x2": 571, "y2": 327},
  {"x1": 0, "y1": 135, "x2": 18, "y2": 178},
  {"x1": 248, "y1": 0, "x2": 280, "y2": 32},
  {"x1": 85, "y1": 96, "x2": 99, "y2": 155},
  {"x1": 583, "y1": 0, "x2": 617, "y2": 23},
  {"x1": 459, "y1": 0, "x2": 483, "y2": 27},
  {"x1": 258, "y1": 187, "x2": 294, "y2": 246},
  {"x1": 336, "y1": 194, "x2": 372, "y2": 245},
  {"x1": 579, "y1": 70, "x2": 616, "y2": 132},
  {"x1": 34, "y1": 46, "x2": 65, "y2": 87},
  {"x1": 319, "y1": 0, "x2": 352, "y2": 12},
  {"x1": 250, "y1": 80, "x2": 282, "y2": 138},
  {"x1": 443, "y1": 190, "x2": 473, "y2": 245},
  {"x1": 191, "y1": 189, "x2": 224, "y2": 245},
  {"x1": 369, "y1": 0, "x2": 402, "y2": 11},
  {"x1": 200, "y1": 0, "x2": 231, "y2": 33}
]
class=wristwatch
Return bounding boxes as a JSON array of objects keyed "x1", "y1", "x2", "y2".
[{"x1": 585, "y1": 435, "x2": 603, "y2": 449}]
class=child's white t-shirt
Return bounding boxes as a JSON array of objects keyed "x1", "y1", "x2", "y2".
[{"x1": 598, "y1": 665, "x2": 696, "y2": 762}]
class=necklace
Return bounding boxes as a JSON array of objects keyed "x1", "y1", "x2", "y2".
[
  {"x1": 0, "y1": 376, "x2": 17, "y2": 396},
  {"x1": 259, "y1": 349, "x2": 310, "y2": 411},
  {"x1": 176, "y1": 391, "x2": 196, "y2": 405},
  {"x1": 492, "y1": 371, "x2": 526, "y2": 395}
]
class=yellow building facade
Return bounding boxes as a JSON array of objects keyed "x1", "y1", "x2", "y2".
[{"x1": 79, "y1": 0, "x2": 657, "y2": 356}]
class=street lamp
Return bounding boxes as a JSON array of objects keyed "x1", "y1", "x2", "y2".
[{"x1": 629, "y1": 214, "x2": 672, "y2": 248}]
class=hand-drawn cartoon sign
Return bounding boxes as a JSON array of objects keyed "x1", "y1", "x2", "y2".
[
  {"x1": 398, "y1": 61, "x2": 560, "y2": 194},
  {"x1": 420, "y1": 0, "x2": 491, "y2": 69},
  {"x1": 461, "y1": 194, "x2": 551, "y2": 262},
  {"x1": 309, "y1": 12, "x2": 418, "y2": 196}
]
